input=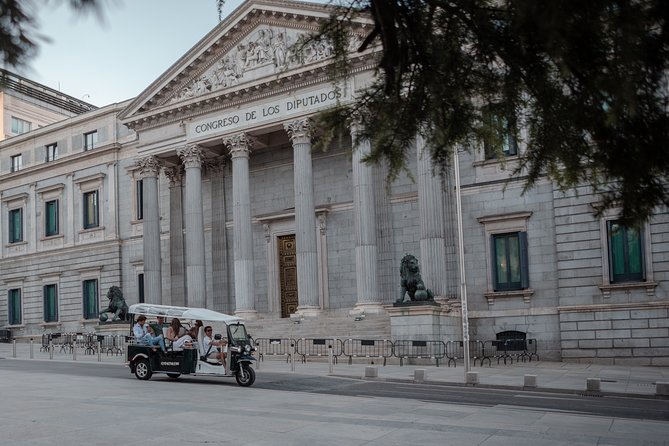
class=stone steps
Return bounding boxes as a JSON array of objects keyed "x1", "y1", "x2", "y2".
[{"x1": 245, "y1": 312, "x2": 392, "y2": 340}]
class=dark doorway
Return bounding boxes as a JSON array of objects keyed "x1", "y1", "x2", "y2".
[{"x1": 278, "y1": 234, "x2": 298, "y2": 318}]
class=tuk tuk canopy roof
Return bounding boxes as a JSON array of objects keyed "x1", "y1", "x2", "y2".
[{"x1": 128, "y1": 303, "x2": 243, "y2": 324}]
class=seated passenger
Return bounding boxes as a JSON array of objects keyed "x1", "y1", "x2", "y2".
[
  {"x1": 202, "y1": 325, "x2": 227, "y2": 365},
  {"x1": 167, "y1": 318, "x2": 187, "y2": 342},
  {"x1": 180, "y1": 326, "x2": 199, "y2": 349},
  {"x1": 133, "y1": 315, "x2": 166, "y2": 353}
]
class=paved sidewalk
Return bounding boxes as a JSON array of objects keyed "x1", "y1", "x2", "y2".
[{"x1": 2, "y1": 341, "x2": 667, "y2": 397}]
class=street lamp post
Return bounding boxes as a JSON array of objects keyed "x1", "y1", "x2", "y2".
[{"x1": 453, "y1": 147, "x2": 471, "y2": 374}]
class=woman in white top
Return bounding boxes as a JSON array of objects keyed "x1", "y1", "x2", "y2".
[{"x1": 167, "y1": 318, "x2": 190, "y2": 350}]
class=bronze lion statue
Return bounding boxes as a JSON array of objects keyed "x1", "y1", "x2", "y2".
[
  {"x1": 397, "y1": 254, "x2": 434, "y2": 303},
  {"x1": 99, "y1": 286, "x2": 129, "y2": 321}
]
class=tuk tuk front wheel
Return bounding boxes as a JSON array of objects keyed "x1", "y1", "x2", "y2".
[
  {"x1": 235, "y1": 363, "x2": 255, "y2": 387},
  {"x1": 134, "y1": 358, "x2": 152, "y2": 381}
]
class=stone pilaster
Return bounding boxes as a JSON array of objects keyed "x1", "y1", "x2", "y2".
[
  {"x1": 285, "y1": 119, "x2": 320, "y2": 316},
  {"x1": 177, "y1": 145, "x2": 207, "y2": 308},
  {"x1": 136, "y1": 155, "x2": 162, "y2": 305},
  {"x1": 165, "y1": 166, "x2": 185, "y2": 307},
  {"x1": 416, "y1": 134, "x2": 448, "y2": 297},
  {"x1": 223, "y1": 133, "x2": 257, "y2": 318},
  {"x1": 351, "y1": 127, "x2": 383, "y2": 314}
]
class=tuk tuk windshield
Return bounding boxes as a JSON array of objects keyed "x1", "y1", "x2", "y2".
[{"x1": 229, "y1": 324, "x2": 250, "y2": 345}]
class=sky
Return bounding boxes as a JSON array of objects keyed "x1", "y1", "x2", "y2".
[{"x1": 21, "y1": 0, "x2": 244, "y2": 107}]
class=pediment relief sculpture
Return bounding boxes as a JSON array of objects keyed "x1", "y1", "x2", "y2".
[{"x1": 164, "y1": 26, "x2": 363, "y2": 107}]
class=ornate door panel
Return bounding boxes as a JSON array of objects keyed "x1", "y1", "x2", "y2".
[{"x1": 278, "y1": 234, "x2": 298, "y2": 318}]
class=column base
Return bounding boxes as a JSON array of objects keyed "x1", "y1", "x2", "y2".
[
  {"x1": 234, "y1": 309, "x2": 258, "y2": 320},
  {"x1": 295, "y1": 306, "x2": 322, "y2": 318},
  {"x1": 350, "y1": 302, "x2": 387, "y2": 318}
]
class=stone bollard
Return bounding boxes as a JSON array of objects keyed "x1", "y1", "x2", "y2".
[
  {"x1": 586, "y1": 378, "x2": 601, "y2": 392},
  {"x1": 524, "y1": 374, "x2": 537, "y2": 388},
  {"x1": 656, "y1": 382, "x2": 669, "y2": 397},
  {"x1": 466, "y1": 371, "x2": 479, "y2": 386},
  {"x1": 414, "y1": 369, "x2": 426, "y2": 383},
  {"x1": 365, "y1": 366, "x2": 378, "y2": 378}
]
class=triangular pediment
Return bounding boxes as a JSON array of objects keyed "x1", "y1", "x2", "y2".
[{"x1": 119, "y1": 0, "x2": 373, "y2": 128}]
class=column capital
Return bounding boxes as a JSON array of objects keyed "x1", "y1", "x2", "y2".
[
  {"x1": 164, "y1": 165, "x2": 184, "y2": 187},
  {"x1": 136, "y1": 155, "x2": 161, "y2": 178},
  {"x1": 177, "y1": 144, "x2": 204, "y2": 168},
  {"x1": 223, "y1": 133, "x2": 252, "y2": 158},
  {"x1": 204, "y1": 156, "x2": 227, "y2": 175},
  {"x1": 284, "y1": 118, "x2": 313, "y2": 144}
]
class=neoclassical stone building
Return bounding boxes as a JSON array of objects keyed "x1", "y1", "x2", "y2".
[{"x1": 1, "y1": 0, "x2": 667, "y2": 364}]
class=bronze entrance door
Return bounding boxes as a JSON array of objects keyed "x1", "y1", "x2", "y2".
[{"x1": 278, "y1": 234, "x2": 298, "y2": 318}]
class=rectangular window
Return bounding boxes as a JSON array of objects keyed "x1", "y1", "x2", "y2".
[
  {"x1": 83, "y1": 190, "x2": 99, "y2": 229},
  {"x1": 136, "y1": 179, "x2": 144, "y2": 220},
  {"x1": 8, "y1": 289, "x2": 21, "y2": 325},
  {"x1": 84, "y1": 131, "x2": 98, "y2": 151},
  {"x1": 43, "y1": 284, "x2": 58, "y2": 322},
  {"x1": 10, "y1": 116, "x2": 31, "y2": 135},
  {"x1": 491, "y1": 232, "x2": 529, "y2": 291},
  {"x1": 46, "y1": 143, "x2": 58, "y2": 162},
  {"x1": 10, "y1": 154, "x2": 22, "y2": 172},
  {"x1": 483, "y1": 113, "x2": 518, "y2": 159},
  {"x1": 82, "y1": 279, "x2": 98, "y2": 319},
  {"x1": 8, "y1": 208, "x2": 23, "y2": 243},
  {"x1": 138, "y1": 273, "x2": 144, "y2": 304},
  {"x1": 607, "y1": 221, "x2": 644, "y2": 283},
  {"x1": 45, "y1": 200, "x2": 59, "y2": 236}
]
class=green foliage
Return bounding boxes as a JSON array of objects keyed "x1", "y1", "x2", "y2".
[{"x1": 312, "y1": 0, "x2": 669, "y2": 224}]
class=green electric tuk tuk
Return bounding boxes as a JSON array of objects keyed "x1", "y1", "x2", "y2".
[{"x1": 126, "y1": 303, "x2": 256, "y2": 386}]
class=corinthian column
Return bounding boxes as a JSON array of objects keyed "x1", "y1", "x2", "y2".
[
  {"x1": 223, "y1": 133, "x2": 257, "y2": 318},
  {"x1": 351, "y1": 127, "x2": 383, "y2": 313},
  {"x1": 285, "y1": 119, "x2": 320, "y2": 316},
  {"x1": 177, "y1": 145, "x2": 207, "y2": 308},
  {"x1": 165, "y1": 166, "x2": 185, "y2": 307},
  {"x1": 136, "y1": 156, "x2": 162, "y2": 304},
  {"x1": 417, "y1": 134, "x2": 447, "y2": 297}
]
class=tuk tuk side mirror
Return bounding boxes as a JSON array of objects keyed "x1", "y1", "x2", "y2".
[{"x1": 214, "y1": 334, "x2": 222, "y2": 340}]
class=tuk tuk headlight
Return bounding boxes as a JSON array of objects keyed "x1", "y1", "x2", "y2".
[{"x1": 244, "y1": 344, "x2": 251, "y2": 354}]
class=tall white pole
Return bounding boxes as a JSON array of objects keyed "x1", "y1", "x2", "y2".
[{"x1": 453, "y1": 148, "x2": 471, "y2": 374}]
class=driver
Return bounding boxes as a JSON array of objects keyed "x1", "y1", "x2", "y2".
[{"x1": 202, "y1": 325, "x2": 227, "y2": 366}]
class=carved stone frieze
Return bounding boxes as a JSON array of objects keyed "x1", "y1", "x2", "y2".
[
  {"x1": 177, "y1": 144, "x2": 204, "y2": 169},
  {"x1": 284, "y1": 118, "x2": 312, "y2": 144},
  {"x1": 135, "y1": 156, "x2": 161, "y2": 178},
  {"x1": 164, "y1": 25, "x2": 363, "y2": 107}
]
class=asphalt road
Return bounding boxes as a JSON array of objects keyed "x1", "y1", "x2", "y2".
[{"x1": 2, "y1": 359, "x2": 667, "y2": 422}]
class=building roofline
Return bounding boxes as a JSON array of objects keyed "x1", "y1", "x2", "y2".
[{"x1": 0, "y1": 69, "x2": 98, "y2": 115}]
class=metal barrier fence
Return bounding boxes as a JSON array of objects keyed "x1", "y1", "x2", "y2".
[
  {"x1": 393, "y1": 340, "x2": 447, "y2": 366},
  {"x1": 254, "y1": 338, "x2": 295, "y2": 362},
  {"x1": 480, "y1": 338, "x2": 539, "y2": 365},
  {"x1": 342, "y1": 339, "x2": 393, "y2": 366},
  {"x1": 9, "y1": 333, "x2": 538, "y2": 367},
  {"x1": 295, "y1": 338, "x2": 344, "y2": 363}
]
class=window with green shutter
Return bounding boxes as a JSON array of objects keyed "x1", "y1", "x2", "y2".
[
  {"x1": 8, "y1": 289, "x2": 21, "y2": 325},
  {"x1": 45, "y1": 200, "x2": 59, "y2": 236},
  {"x1": 492, "y1": 232, "x2": 529, "y2": 291},
  {"x1": 83, "y1": 190, "x2": 99, "y2": 229},
  {"x1": 43, "y1": 284, "x2": 58, "y2": 322},
  {"x1": 9, "y1": 208, "x2": 22, "y2": 243},
  {"x1": 82, "y1": 279, "x2": 98, "y2": 319},
  {"x1": 607, "y1": 221, "x2": 644, "y2": 283}
]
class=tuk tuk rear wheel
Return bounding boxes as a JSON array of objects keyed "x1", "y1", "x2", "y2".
[
  {"x1": 235, "y1": 363, "x2": 255, "y2": 387},
  {"x1": 134, "y1": 358, "x2": 152, "y2": 381}
]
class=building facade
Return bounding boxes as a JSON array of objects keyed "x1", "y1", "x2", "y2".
[{"x1": 1, "y1": 0, "x2": 667, "y2": 364}]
